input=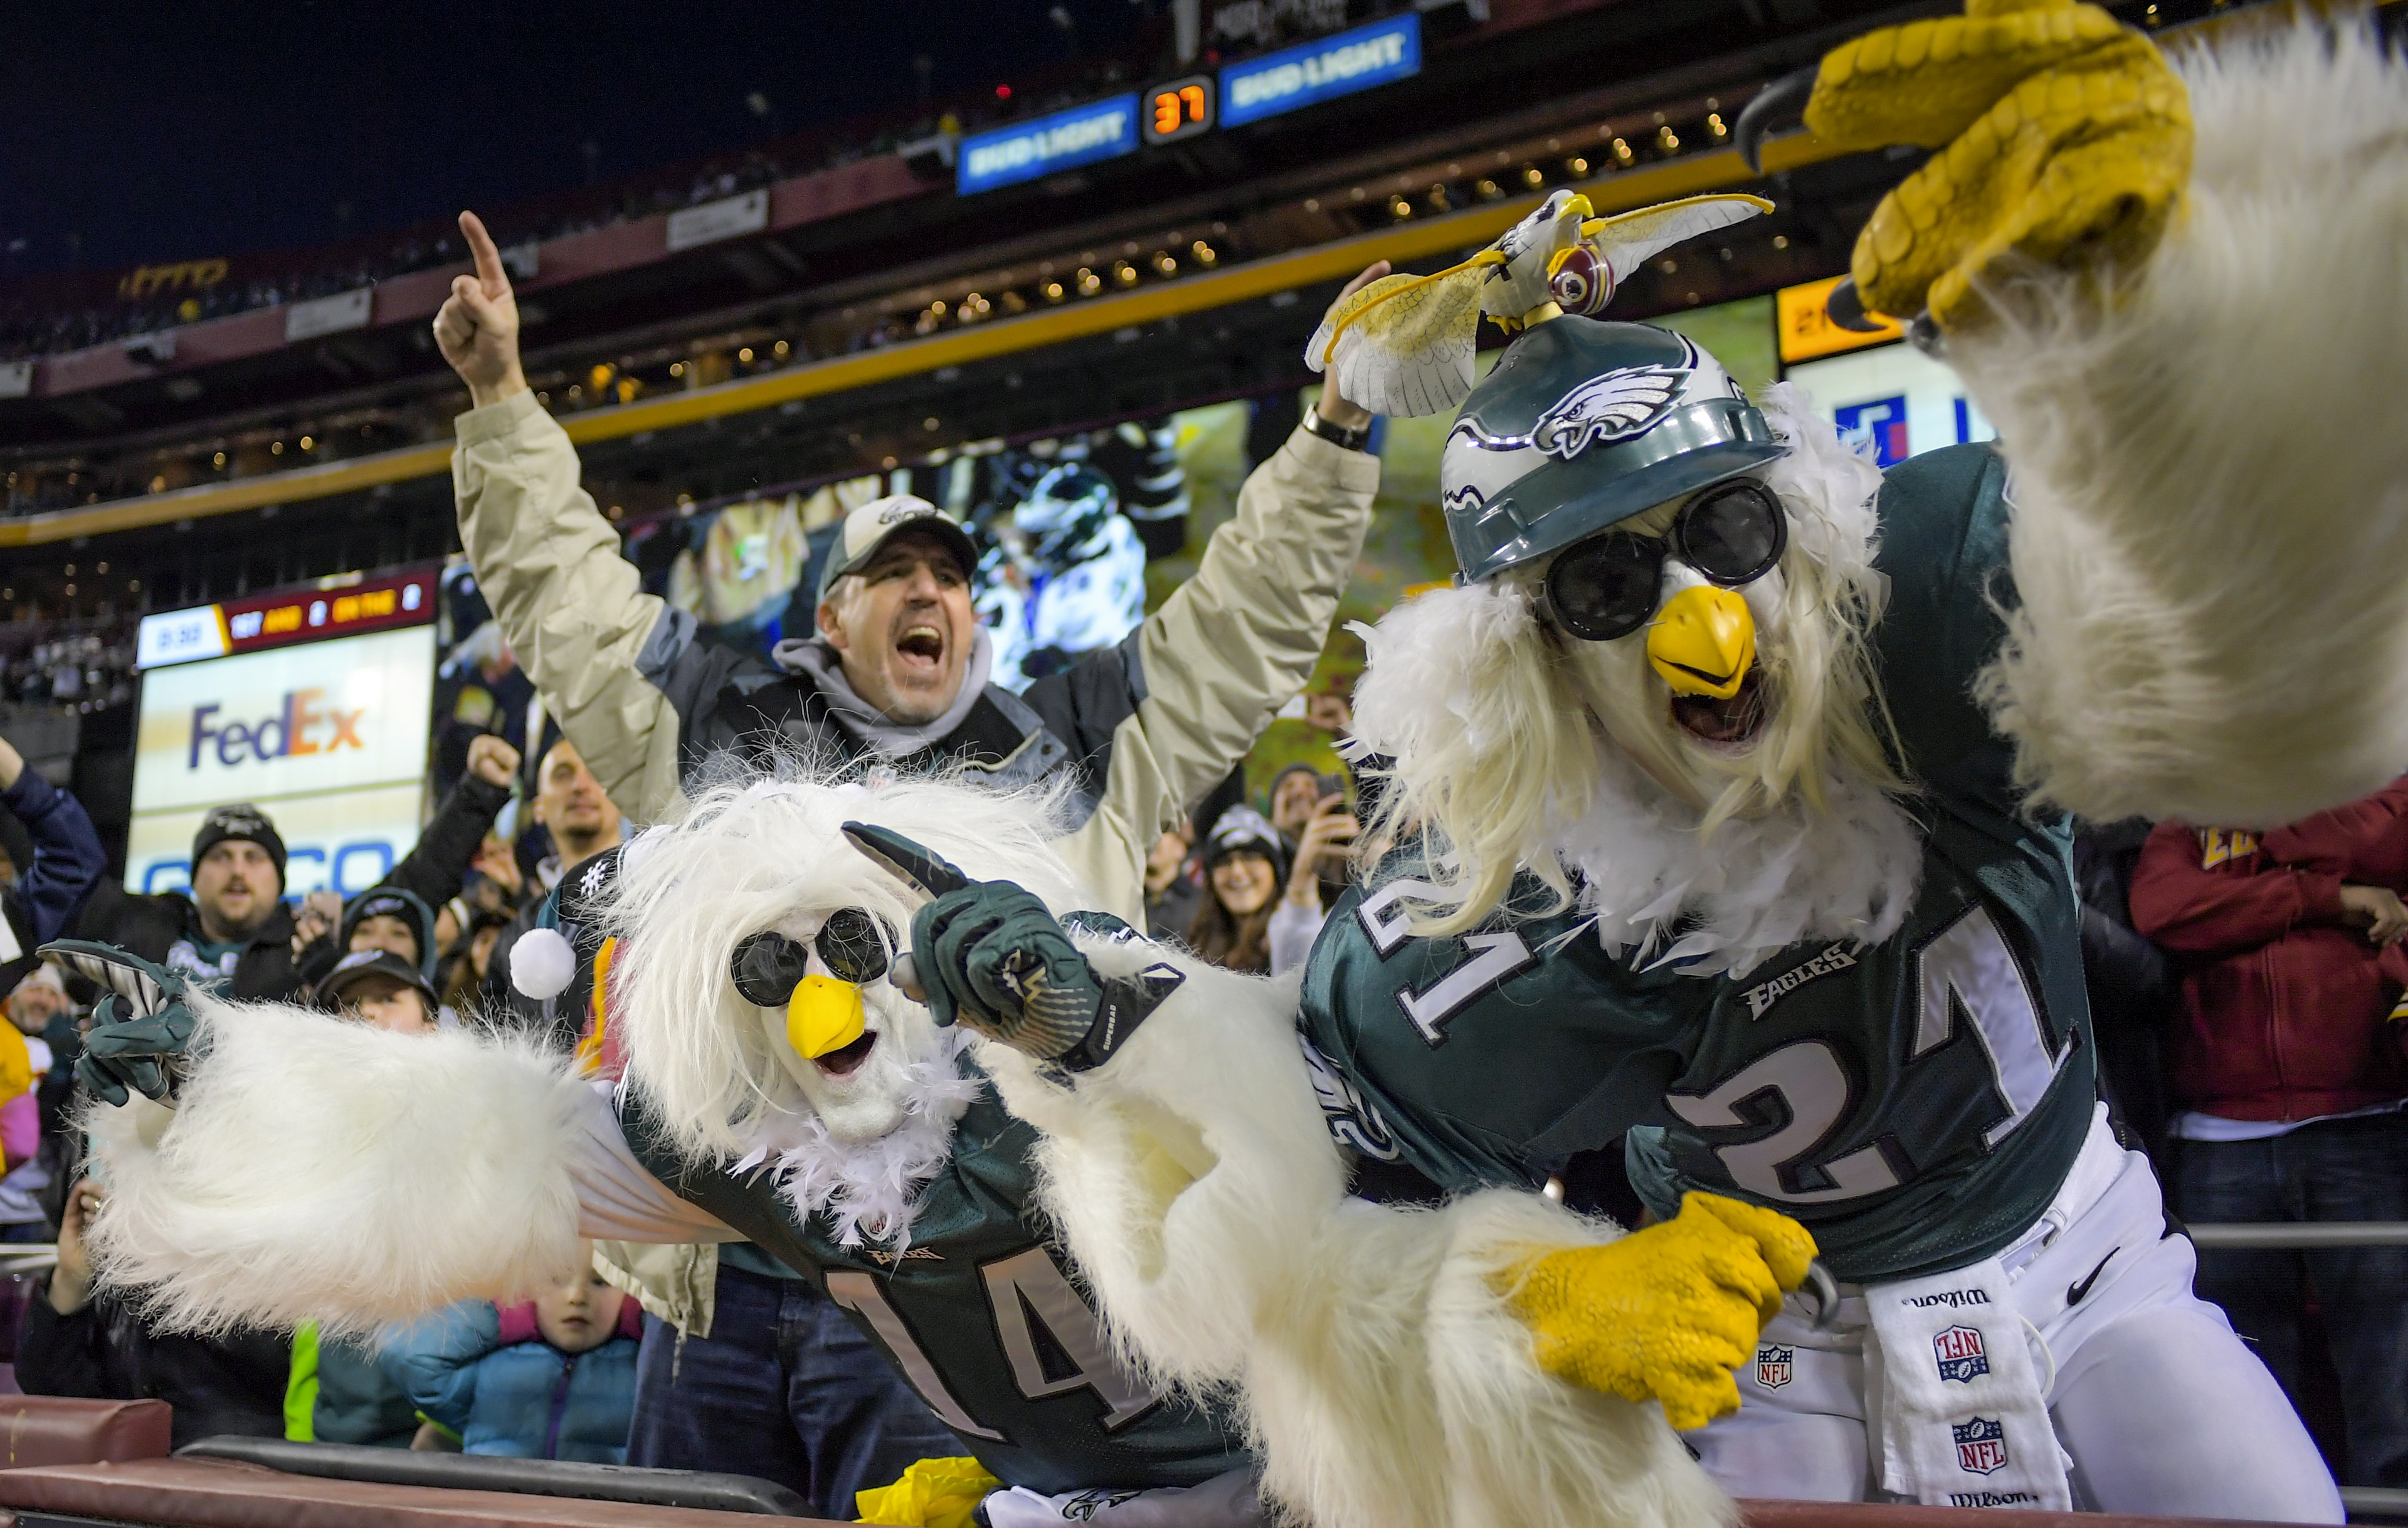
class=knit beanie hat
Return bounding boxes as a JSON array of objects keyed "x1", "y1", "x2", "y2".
[{"x1": 191, "y1": 804, "x2": 287, "y2": 890}]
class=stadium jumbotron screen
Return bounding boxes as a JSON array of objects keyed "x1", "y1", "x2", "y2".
[{"x1": 127, "y1": 574, "x2": 438, "y2": 897}]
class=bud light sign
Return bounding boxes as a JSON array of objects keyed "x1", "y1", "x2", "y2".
[
  {"x1": 1219, "y1": 14, "x2": 1422, "y2": 127},
  {"x1": 958, "y1": 94, "x2": 1141, "y2": 196}
]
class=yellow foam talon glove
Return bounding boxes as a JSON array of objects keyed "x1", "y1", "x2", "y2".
[
  {"x1": 1803, "y1": 0, "x2": 2191, "y2": 331},
  {"x1": 855, "y1": 1456, "x2": 1005, "y2": 1528},
  {"x1": 1497, "y1": 1191, "x2": 1818, "y2": 1431}
]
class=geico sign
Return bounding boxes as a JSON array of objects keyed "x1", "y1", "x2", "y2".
[{"x1": 189, "y1": 690, "x2": 366, "y2": 768}]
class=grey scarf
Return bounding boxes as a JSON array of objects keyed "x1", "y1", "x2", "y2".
[{"x1": 769, "y1": 628, "x2": 996, "y2": 759}]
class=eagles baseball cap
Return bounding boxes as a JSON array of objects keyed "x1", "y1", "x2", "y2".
[
  {"x1": 316, "y1": 947, "x2": 438, "y2": 1012},
  {"x1": 815, "y1": 495, "x2": 979, "y2": 604}
]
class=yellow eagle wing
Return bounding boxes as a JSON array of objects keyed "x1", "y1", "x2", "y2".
[{"x1": 1304, "y1": 256, "x2": 1498, "y2": 419}]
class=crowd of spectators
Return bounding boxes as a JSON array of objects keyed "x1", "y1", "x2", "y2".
[
  {"x1": 0, "y1": 719, "x2": 657, "y2": 1457},
  {"x1": 0, "y1": 547, "x2": 2396, "y2": 1493},
  {"x1": 0, "y1": 629, "x2": 137, "y2": 714},
  {"x1": 15, "y1": 570, "x2": 2399, "y2": 1488}
]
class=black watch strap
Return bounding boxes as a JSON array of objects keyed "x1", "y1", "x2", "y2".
[{"x1": 1302, "y1": 409, "x2": 1372, "y2": 452}]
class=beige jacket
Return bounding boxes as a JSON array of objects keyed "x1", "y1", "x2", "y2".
[{"x1": 453, "y1": 391, "x2": 1378, "y2": 1330}]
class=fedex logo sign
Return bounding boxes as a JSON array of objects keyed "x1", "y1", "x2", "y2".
[{"x1": 189, "y1": 690, "x2": 366, "y2": 769}]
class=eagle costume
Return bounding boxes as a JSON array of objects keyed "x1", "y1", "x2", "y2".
[
  {"x1": 864, "y1": 4, "x2": 2405, "y2": 1522},
  {"x1": 64, "y1": 5, "x2": 2407, "y2": 1525}
]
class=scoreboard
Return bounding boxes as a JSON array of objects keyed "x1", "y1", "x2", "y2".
[
  {"x1": 1144, "y1": 76, "x2": 1215, "y2": 145},
  {"x1": 960, "y1": 15, "x2": 1422, "y2": 193}
]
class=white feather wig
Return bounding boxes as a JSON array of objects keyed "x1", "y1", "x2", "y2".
[
  {"x1": 1350, "y1": 384, "x2": 1922, "y2": 974},
  {"x1": 599, "y1": 768, "x2": 1084, "y2": 1245},
  {"x1": 1967, "y1": 19, "x2": 2408, "y2": 828}
]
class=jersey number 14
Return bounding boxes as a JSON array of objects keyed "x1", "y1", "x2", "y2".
[{"x1": 826, "y1": 1250, "x2": 1159, "y2": 1444}]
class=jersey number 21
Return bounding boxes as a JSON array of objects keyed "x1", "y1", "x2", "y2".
[{"x1": 1667, "y1": 904, "x2": 2070, "y2": 1204}]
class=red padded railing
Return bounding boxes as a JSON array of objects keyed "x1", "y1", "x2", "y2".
[{"x1": 0, "y1": 1456, "x2": 837, "y2": 1526}]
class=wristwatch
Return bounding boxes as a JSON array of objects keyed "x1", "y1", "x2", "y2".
[{"x1": 1302, "y1": 408, "x2": 1373, "y2": 452}]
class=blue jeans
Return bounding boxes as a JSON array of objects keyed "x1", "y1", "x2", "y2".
[
  {"x1": 2175, "y1": 1110, "x2": 2408, "y2": 1487},
  {"x1": 625, "y1": 1260, "x2": 958, "y2": 1519}
]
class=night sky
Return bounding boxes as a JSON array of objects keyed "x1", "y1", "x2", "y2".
[{"x1": 4, "y1": 0, "x2": 1154, "y2": 279}]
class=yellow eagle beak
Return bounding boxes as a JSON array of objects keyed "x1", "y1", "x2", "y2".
[
  {"x1": 786, "y1": 974, "x2": 867, "y2": 1060},
  {"x1": 1647, "y1": 586, "x2": 1756, "y2": 700}
]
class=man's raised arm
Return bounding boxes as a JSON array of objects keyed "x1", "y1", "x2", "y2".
[
  {"x1": 1047, "y1": 264, "x2": 1388, "y2": 890},
  {"x1": 438, "y1": 211, "x2": 701, "y2": 825}
]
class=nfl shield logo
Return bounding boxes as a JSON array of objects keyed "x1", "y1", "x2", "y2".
[
  {"x1": 1756, "y1": 1345, "x2": 1793, "y2": 1391},
  {"x1": 1933, "y1": 1324, "x2": 1991, "y2": 1384},
  {"x1": 1953, "y1": 1416, "x2": 2010, "y2": 1475}
]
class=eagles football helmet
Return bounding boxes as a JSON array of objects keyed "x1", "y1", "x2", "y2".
[{"x1": 1442, "y1": 319, "x2": 1782, "y2": 586}]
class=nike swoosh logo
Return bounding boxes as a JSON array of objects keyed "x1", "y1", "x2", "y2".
[{"x1": 2067, "y1": 1247, "x2": 2118, "y2": 1307}]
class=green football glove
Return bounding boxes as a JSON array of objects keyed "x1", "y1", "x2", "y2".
[
  {"x1": 842, "y1": 823, "x2": 1186, "y2": 1073},
  {"x1": 43, "y1": 941, "x2": 201, "y2": 1107},
  {"x1": 914, "y1": 883, "x2": 1107, "y2": 1060}
]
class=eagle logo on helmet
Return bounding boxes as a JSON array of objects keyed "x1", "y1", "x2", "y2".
[{"x1": 1529, "y1": 366, "x2": 1687, "y2": 460}]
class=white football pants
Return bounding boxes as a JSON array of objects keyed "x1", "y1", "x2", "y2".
[{"x1": 1692, "y1": 1107, "x2": 2343, "y2": 1522}]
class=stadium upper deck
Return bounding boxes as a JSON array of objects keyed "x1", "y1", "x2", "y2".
[{"x1": 0, "y1": 0, "x2": 2247, "y2": 623}]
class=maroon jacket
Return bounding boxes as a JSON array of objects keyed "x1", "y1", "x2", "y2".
[{"x1": 2130, "y1": 778, "x2": 2408, "y2": 1122}]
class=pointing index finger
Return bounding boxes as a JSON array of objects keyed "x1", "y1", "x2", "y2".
[
  {"x1": 841, "y1": 821, "x2": 974, "y2": 904},
  {"x1": 459, "y1": 210, "x2": 509, "y2": 298}
]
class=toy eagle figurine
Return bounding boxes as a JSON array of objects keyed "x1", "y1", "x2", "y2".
[{"x1": 1306, "y1": 189, "x2": 1772, "y2": 417}]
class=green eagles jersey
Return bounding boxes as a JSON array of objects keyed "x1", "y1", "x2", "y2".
[
  {"x1": 1300, "y1": 445, "x2": 2099, "y2": 1283},
  {"x1": 618, "y1": 1066, "x2": 1245, "y2": 1495}
]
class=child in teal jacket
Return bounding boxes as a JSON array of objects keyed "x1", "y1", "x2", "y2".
[{"x1": 379, "y1": 1246, "x2": 641, "y2": 1463}]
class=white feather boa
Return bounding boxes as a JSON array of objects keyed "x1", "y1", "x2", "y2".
[
  {"x1": 1556, "y1": 742, "x2": 1921, "y2": 976},
  {"x1": 1966, "y1": 19, "x2": 2408, "y2": 828},
  {"x1": 733, "y1": 1030, "x2": 980, "y2": 1250}
]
